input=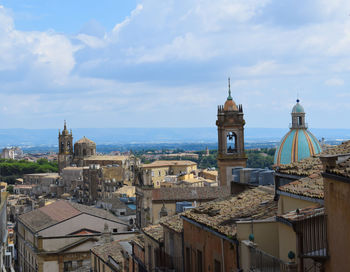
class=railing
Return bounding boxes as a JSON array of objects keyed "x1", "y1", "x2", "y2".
[
  {"x1": 295, "y1": 214, "x2": 328, "y2": 260},
  {"x1": 250, "y1": 247, "x2": 297, "y2": 272},
  {"x1": 289, "y1": 123, "x2": 308, "y2": 129}
]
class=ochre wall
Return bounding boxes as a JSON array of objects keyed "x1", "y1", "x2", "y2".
[
  {"x1": 236, "y1": 221, "x2": 279, "y2": 257},
  {"x1": 278, "y1": 195, "x2": 316, "y2": 215},
  {"x1": 183, "y1": 220, "x2": 237, "y2": 272},
  {"x1": 277, "y1": 222, "x2": 296, "y2": 263},
  {"x1": 324, "y1": 176, "x2": 350, "y2": 272}
]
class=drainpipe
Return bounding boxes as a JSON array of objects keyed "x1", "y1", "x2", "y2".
[
  {"x1": 221, "y1": 238, "x2": 225, "y2": 272},
  {"x1": 235, "y1": 239, "x2": 241, "y2": 271},
  {"x1": 182, "y1": 231, "x2": 185, "y2": 272}
]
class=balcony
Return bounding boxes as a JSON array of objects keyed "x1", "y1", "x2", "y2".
[
  {"x1": 249, "y1": 246, "x2": 297, "y2": 272},
  {"x1": 289, "y1": 123, "x2": 308, "y2": 129}
]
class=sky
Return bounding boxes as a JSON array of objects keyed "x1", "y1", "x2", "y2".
[{"x1": 0, "y1": 0, "x2": 349, "y2": 129}]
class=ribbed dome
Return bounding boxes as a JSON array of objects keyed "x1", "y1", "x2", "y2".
[
  {"x1": 75, "y1": 136, "x2": 95, "y2": 145},
  {"x1": 292, "y1": 100, "x2": 304, "y2": 113},
  {"x1": 274, "y1": 129, "x2": 322, "y2": 165},
  {"x1": 224, "y1": 99, "x2": 238, "y2": 111}
]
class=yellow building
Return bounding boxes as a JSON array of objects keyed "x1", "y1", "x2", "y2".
[{"x1": 140, "y1": 160, "x2": 197, "y2": 188}]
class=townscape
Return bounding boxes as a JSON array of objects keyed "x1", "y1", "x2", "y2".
[
  {"x1": 0, "y1": 84, "x2": 348, "y2": 272},
  {"x1": 0, "y1": 1, "x2": 350, "y2": 272}
]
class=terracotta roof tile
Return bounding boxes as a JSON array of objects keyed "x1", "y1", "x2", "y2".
[
  {"x1": 276, "y1": 140, "x2": 350, "y2": 176},
  {"x1": 91, "y1": 240, "x2": 124, "y2": 263},
  {"x1": 142, "y1": 224, "x2": 163, "y2": 242},
  {"x1": 278, "y1": 205, "x2": 324, "y2": 223},
  {"x1": 327, "y1": 157, "x2": 350, "y2": 179},
  {"x1": 278, "y1": 174, "x2": 324, "y2": 199},
  {"x1": 131, "y1": 234, "x2": 145, "y2": 249},
  {"x1": 142, "y1": 160, "x2": 196, "y2": 168},
  {"x1": 159, "y1": 214, "x2": 183, "y2": 233},
  {"x1": 182, "y1": 187, "x2": 277, "y2": 238},
  {"x1": 152, "y1": 186, "x2": 230, "y2": 202},
  {"x1": 19, "y1": 200, "x2": 126, "y2": 233},
  {"x1": 40, "y1": 200, "x2": 80, "y2": 221}
]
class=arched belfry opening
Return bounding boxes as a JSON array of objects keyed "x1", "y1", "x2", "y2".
[{"x1": 227, "y1": 131, "x2": 237, "y2": 153}]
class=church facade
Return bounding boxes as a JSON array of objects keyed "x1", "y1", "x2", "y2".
[{"x1": 58, "y1": 121, "x2": 97, "y2": 173}]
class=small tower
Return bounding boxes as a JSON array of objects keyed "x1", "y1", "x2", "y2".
[
  {"x1": 291, "y1": 99, "x2": 307, "y2": 129},
  {"x1": 159, "y1": 202, "x2": 168, "y2": 218},
  {"x1": 58, "y1": 121, "x2": 73, "y2": 173},
  {"x1": 216, "y1": 79, "x2": 247, "y2": 186},
  {"x1": 205, "y1": 146, "x2": 209, "y2": 156},
  {"x1": 274, "y1": 99, "x2": 322, "y2": 165}
]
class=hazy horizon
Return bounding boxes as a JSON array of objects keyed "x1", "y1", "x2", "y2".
[{"x1": 0, "y1": 127, "x2": 349, "y2": 148}]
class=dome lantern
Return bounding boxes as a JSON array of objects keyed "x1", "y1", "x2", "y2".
[{"x1": 274, "y1": 99, "x2": 321, "y2": 165}]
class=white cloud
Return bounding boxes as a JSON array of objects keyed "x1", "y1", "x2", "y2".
[
  {"x1": 112, "y1": 4, "x2": 143, "y2": 34},
  {"x1": 325, "y1": 77, "x2": 344, "y2": 86},
  {"x1": 0, "y1": 0, "x2": 350, "y2": 128}
]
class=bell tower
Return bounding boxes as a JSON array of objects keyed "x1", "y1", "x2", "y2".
[
  {"x1": 216, "y1": 79, "x2": 247, "y2": 186},
  {"x1": 58, "y1": 120, "x2": 73, "y2": 173}
]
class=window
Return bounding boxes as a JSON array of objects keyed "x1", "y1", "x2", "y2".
[
  {"x1": 214, "y1": 260, "x2": 221, "y2": 272},
  {"x1": 77, "y1": 260, "x2": 83, "y2": 268},
  {"x1": 298, "y1": 116, "x2": 302, "y2": 126},
  {"x1": 113, "y1": 228, "x2": 118, "y2": 233},
  {"x1": 227, "y1": 131, "x2": 237, "y2": 153},
  {"x1": 64, "y1": 261, "x2": 72, "y2": 272},
  {"x1": 197, "y1": 250, "x2": 203, "y2": 272}
]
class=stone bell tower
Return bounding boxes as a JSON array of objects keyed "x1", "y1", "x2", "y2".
[
  {"x1": 216, "y1": 79, "x2": 247, "y2": 186},
  {"x1": 58, "y1": 120, "x2": 73, "y2": 173}
]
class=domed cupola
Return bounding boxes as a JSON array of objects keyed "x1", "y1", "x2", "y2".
[
  {"x1": 223, "y1": 79, "x2": 238, "y2": 111},
  {"x1": 274, "y1": 99, "x2": 322, "y2": 165}
]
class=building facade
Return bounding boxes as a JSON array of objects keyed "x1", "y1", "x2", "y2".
[{"x1": 16, "y1": 200, "x2": 131, "y2": 272}]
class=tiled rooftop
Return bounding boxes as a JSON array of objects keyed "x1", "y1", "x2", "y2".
[
  {"x1": 142, "y1": 224, "x2": 163, "y2": 242},
  {"x1": 182, "y1": 187, "x2": 277, "y2": 238},
  {"x1": 131, "y1": 234, "x2": 145, "y2": 249},
  {"x1": 275, "y1": 141, "x2": 350, "y2": 199},
  {"x1": 84, "y1": 155, "x2": 128, "y2": 161},
  {"x1": 278, "y1": 205, "x2": 324, "y2": 223},
  {"x1": 327, "y1": 157, "x2": 350, "y2": 179},
  {"x1": 278, "y1": 174, "x2": 324, "y2": 199},
  {"x1": 19, "y1": 200, "x2": 125, "y2": 233},
  {"x1": 142, "y1": 160, "x2": 197, "y2": 168},
  {"x1": 159, "y1": 213, "x2": 183, "y2": 233},
  {"x1": 91, "y1": 240, "x2": 124, "y2": 263},
  {"x1": 152, "y1": 186, "x2": 230, "y2": 201},
  {"x1": 276, "y1": 140, "x2": 350, "y2": 176}
]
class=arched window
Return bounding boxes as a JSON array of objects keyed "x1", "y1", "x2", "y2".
[
  {"x1": 83, "y1": 149, "x2": 87, "y2": 156},
  {"x1": 227, "y1": 131, "x2": 237, "y2": 153},
  {"x1": 298, "y1": 116, "x2": 302, "y2": 126}
]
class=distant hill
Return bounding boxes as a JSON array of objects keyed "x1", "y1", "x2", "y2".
[{"x1": 0, "y1": 127, "x2": 349, "y2": 149}]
